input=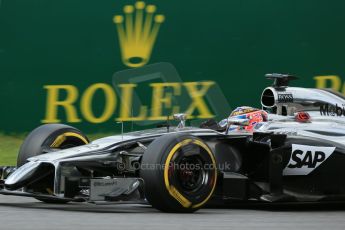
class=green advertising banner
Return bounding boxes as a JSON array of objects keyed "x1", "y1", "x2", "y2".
[{"x1": 1, "y1": 0, "x2": 345, "y2": 133}]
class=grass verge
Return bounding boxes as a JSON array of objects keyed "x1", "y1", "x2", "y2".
[{"x1": 0, "y1": 133, "x2": 115, "y2": 166}]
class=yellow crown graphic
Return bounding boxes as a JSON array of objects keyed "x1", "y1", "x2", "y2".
[{"x1": 113, "y1": 1, "x2": 165, "y2": 68}]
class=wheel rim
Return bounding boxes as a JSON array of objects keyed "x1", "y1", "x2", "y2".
[{"x1": 176, "y1": 156, "x2": 206, "y2": 192}]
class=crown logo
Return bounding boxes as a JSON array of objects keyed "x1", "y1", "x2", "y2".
[{"x1": 113, "y1": 1, "x2": 165, "y2": 68}]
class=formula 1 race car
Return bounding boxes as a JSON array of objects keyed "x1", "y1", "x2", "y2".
[{"x1": 1, "y1": 73, "x2": 345, "y2": 212}]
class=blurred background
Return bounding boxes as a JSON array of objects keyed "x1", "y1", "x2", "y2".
[{"x1": 1, "y1": 0, "x2": 345, "y2": 164}]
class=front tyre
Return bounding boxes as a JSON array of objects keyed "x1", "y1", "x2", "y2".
[
  {"x1": 140, "y1": 134, "x2": 217, "y2": 213},
  {"x1": 18, "y1": 124, "x2": 89, "y2": 166},
  {"x1": 17, "y1": 124, "x2": 89, "y2": 204}
]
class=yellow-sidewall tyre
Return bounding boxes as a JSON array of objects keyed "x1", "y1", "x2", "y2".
[
  {"x1": 140, "y1": 133, "x2": 217, "y2": 213},
  {"x1": 17, "y1": 124, "x2": 89, "y2": 204},
  {"x1": 18, "y1": 124, "x2": 89, "y2": 167}
]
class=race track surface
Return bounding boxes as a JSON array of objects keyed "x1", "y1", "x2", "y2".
[{"x1": 0, "y1": 196, "x2": 345, "y2": 230}]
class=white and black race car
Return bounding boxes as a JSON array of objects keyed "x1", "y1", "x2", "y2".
[{"x1": 1, "y1": 73, "x2": 345, "y2": 212}]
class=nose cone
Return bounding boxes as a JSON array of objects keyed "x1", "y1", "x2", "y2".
[{"x1": 5, "y1": 161, "x2": 42, "y2": 190}]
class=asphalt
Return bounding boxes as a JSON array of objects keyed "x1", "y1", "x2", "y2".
[{"x1": 0, "y1": 195, "x2": 345, "y2": 230}]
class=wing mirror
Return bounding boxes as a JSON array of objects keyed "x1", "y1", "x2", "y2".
[
  {"x1": 173, "y1": 113, "x2": 187, "y2": 128},
  {"x1": 219, "y1": 117, "x2": 250, "y2": 134},
  {"x1": 226, "y1": 117, "x2": 250, "y2": 126}
]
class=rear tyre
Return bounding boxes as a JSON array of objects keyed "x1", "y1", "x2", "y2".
[
  {"x1": 17, "y1": 124, "x2": 89, "y2": 203},
  {"x1": 140, "y1": 133, "x2": 217, "y2": 213}
]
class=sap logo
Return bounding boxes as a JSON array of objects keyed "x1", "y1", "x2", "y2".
[
  {"x1": 288, "y1": 150, "x2": 325, "y2": 168},
  {"x1": 277, "y1": 93, "x2": 293, "y2": 103},
  {"x1": 283, "y1": 144, "x2": 335, "y2": 176}
]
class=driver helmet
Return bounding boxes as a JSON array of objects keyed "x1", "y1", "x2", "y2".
[{"x1": 228, "y1": 106, "x2": 268, "y2": 132}]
